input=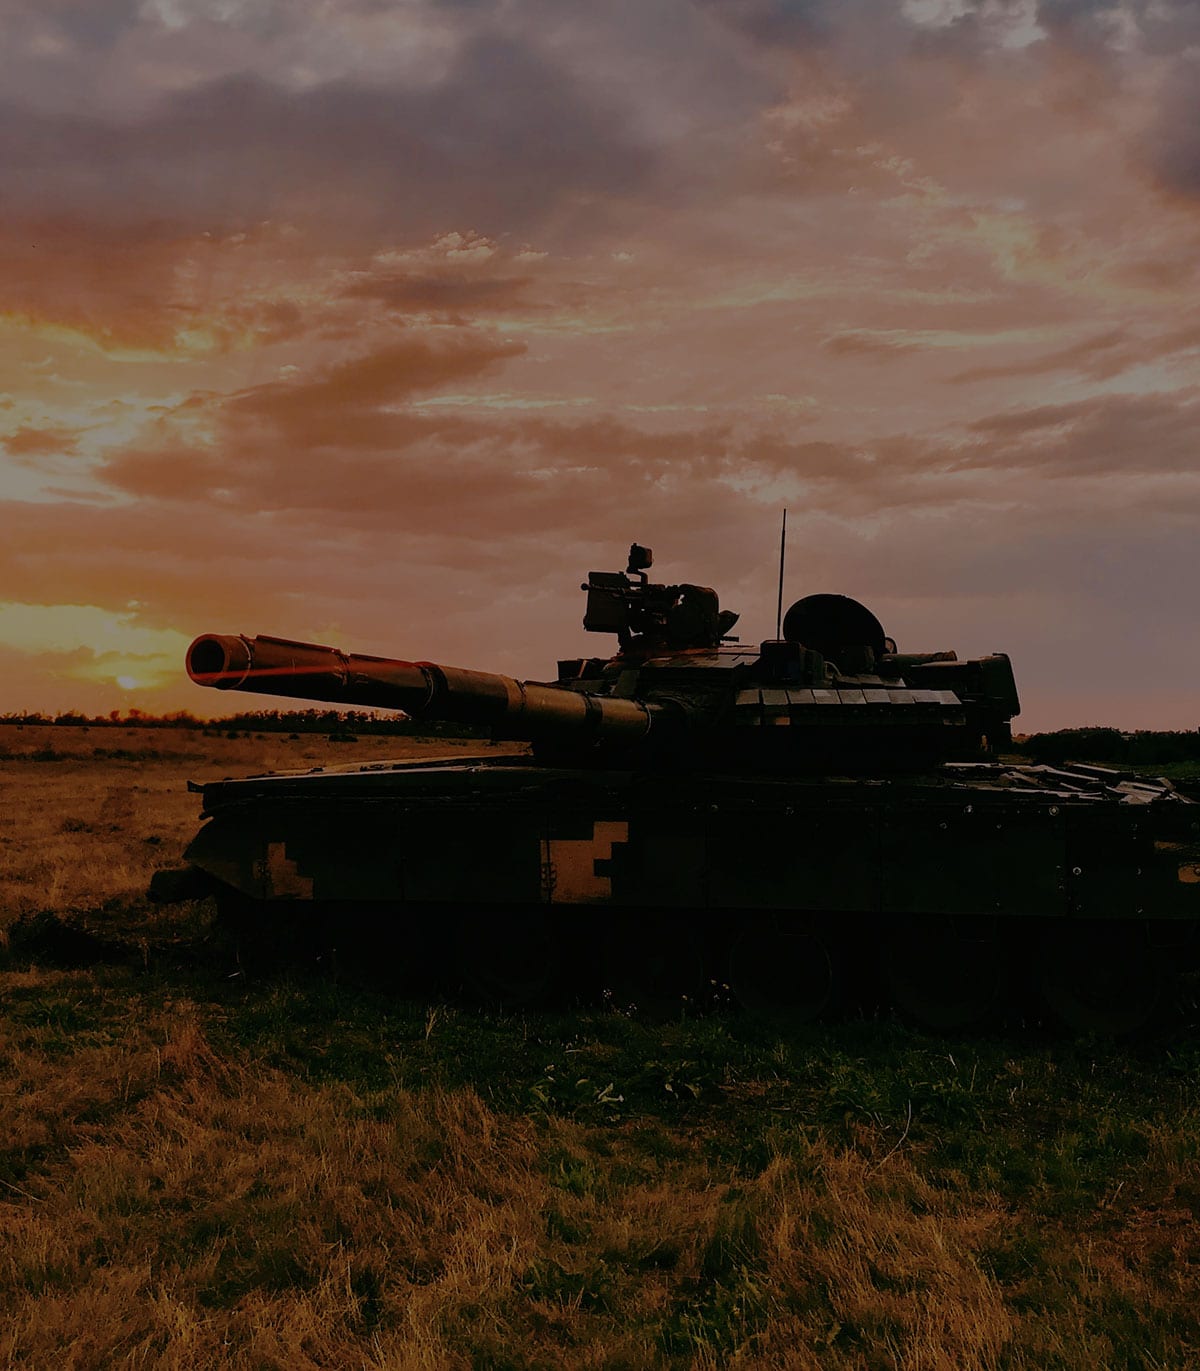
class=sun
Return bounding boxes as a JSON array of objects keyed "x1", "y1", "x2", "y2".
[{"x1": 117, "y1": 675, "x2": 140, "y2": 690}]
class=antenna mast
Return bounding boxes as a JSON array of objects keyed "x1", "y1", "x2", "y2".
[{"x1": 774, "y1": 508, "x2": 787, "y2": 640}]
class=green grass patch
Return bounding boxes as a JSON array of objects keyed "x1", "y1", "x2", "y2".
[{"x1": 3, "y1": 953, "x2": 1200, "y2": 1368}]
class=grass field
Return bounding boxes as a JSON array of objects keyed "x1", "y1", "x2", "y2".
[{"x1": 2, "y1": 727, "x2": 1200, "y2": 1369}]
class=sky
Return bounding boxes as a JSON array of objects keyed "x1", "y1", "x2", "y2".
[{"x1": 2, "y1": 0, "x2": 1199, "y2": 730}]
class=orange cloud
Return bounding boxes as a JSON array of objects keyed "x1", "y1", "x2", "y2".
[{"x1": 3, "y1": 424, "x2": 80, "y2": 458}]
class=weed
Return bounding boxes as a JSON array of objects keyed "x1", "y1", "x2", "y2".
[
  {"x1": 520, "y1": 1257, "x2": 614, "y2": 1311},
  {"x1": 659, "y1": 1267, "x2": 770, "y2": 1360}
]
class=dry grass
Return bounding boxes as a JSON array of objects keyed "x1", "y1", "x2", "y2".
[
  {"x1": 0, "y1": 976, "x2": 1016, "y2": 1370},
  {"x1": 0, "y1": 725, "x2": 513, "y2": 931},
  {"x1": 1, "y1": 728, "x2": 1199, "y2": 1369}
]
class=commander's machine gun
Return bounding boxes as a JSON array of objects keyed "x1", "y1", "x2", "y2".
[{"x1": 582, "y1": 543, "x2": 741, "y2": 652}]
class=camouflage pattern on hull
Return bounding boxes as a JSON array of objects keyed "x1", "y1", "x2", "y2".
[{"x1": 187, "y1": 757, "x2": 1200, "y2": 924}]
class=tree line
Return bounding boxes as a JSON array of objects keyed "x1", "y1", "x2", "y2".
[
  {"x1": 4, "y1": 710, "x2": 1200, "y2": 762},
  {"x1": 0, "y1": 708, "x2": 483, "y2": 738},
  {"x1": 1011, "y1": 727, "x2": 1200, "y2": 767}
]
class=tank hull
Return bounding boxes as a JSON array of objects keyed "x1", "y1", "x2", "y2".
[
  {"x1": 185, "y1": 757, "x2": 1200, "y2": 1032},
  {"x1": 187, "y1": 757, "x2": 1199, "y2": 917}
]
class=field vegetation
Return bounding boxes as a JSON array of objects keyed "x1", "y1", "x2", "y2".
[{"x1": 2, "y1": 727, "x2": 1200, "y2": 1368}]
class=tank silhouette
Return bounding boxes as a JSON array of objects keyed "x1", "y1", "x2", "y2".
[{"x1": 169, "y1": 544, "x2": 1200, "y2": 1035}]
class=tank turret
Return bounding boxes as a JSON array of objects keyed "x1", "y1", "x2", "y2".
[{"x1": 187, "y1": 543, "x2": 1019, "y2": 768}]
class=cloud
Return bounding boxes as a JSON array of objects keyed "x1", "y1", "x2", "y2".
[
  {"x1": 947, "y1": 327, "x2": 1129, "y2": 383},
  {"x1": 1145, "y1": 55, "x2": 1200, "y2": 201},
  {"x1": 341, "y1": 273, "x2": 535, "y2": 320},
  {"x1": 92, "y1": 339, "x2": 1200, "y2": 565},
  {"x1": 822, "y1": 330, "x2": 929, "y2": 357},
  {"x1": 6, "y1": 0, "x2": 145, "y2": 52},
  {"x1": 101, "y1": 405, "x2": 744, "y2": 539},
  {"x1": 688, "y1": 0, "x2": 908, "y2": 53},
  {"x1": 0, "y1": 41, "x2": 658, "y2": 241},
  {"x1": 0, "y1": 221, "x2": 203, "y2": 351},
  {"x1": 3, "y1": 424, "x2": 80, "y2": 459},
  {"x1": 229, "y1": 333, "x2": 525, "y2": 423},
  {"x1": 0, "y1": 10, "x2": 691, "y2": 349},
  {"x1": 965, "y1": 391, "x2": 1200, "y2": 479},
  {"x1": 1034, "y1": 0, "x2": 1126, "y2": 46}
]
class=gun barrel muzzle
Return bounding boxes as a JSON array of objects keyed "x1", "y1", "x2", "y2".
[
  {"x1": 185, "y1": 632, "x2": 662, "y2": 743},
  {"x1": 186, "y1": 633, "x2": 436, "y2": 710}
]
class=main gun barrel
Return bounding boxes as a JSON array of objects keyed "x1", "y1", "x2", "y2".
[{"x1": 186, "y1": 633, "x2": 658, "y2": 745}]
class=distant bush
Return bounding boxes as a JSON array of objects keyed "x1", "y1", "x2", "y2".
[
  {"x1": 91, "y1": 747, "x2": 170, "y2": 762},
  {"x1": 1014, "y1": 728, "x2": 1200, "y2": 767},
  {"x1": 0, "y1": 707, "x2": 471, "y2": 737}
]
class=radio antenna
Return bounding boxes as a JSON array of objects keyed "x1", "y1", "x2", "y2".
[{"x1": 774, "y1": 508, "x2": 787, "y2": 640}]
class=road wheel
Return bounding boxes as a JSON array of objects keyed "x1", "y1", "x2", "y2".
[
  {"x1": 728, "y1": 916, "x2": 841, "y2": 1023},
  {"x1": 882, "y1": 915, "x2": 1006, "y2": 1032},
  {"x1": 1037, "y1": 920, "x2": 1172, "y2": 1037},
  {"x1": 453, "y1": 910, "x2": 563, "y2": 1009},
  {"x1": 603, "y1": 916, "x2": 706, "y2": 1018}
]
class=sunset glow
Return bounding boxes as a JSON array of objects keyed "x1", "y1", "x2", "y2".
[{"x1": 2, "y1": 1, "x2": 1199, "y2": 726}]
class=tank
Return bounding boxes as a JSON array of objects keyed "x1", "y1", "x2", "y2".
[{"x1": 164, "y1": 544, "x2": 1200, "y2": 1035}]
